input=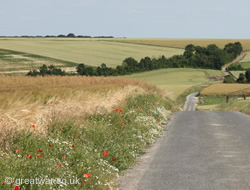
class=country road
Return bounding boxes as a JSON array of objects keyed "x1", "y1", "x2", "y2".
[{"x1": 119, "y1": 95, "x2": 250, "y2": 190}]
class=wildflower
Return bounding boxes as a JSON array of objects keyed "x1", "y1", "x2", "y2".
[
  {"x1": 15, "y1": 186, "x2": 20, "y2": 190},
  {"x1": 83, "y1": 181, "x2": 86, "y2": 184},
  {"x1": 3, "y1": 181, "x2": 6, "y2": 185},
  {"x1": 158, "y1": 119, "x2": 161, "y2": 122},
  {"x1": 62, "y1": 156, "x2": 66, "y2": 160},
  {"x1": 103, "y1": 152, "x2": 109, "y2": 157},
  {"x1": 58, "y1": 163, "x2": 63, "y2": 166},
  {"x1": 49, "y1": 144, "x2": 54, "y2": 147},
  {"x1": 112, "y1": 158, "x2": 117, "y2": 161},
  {"x1": 38, "y1": 149, "x2": 43, "y2": 152},
  {"x1": 36, "y1": 154, "x2": 42, "y2": 158},
  {"x1": 139, "y1": 106, "x2": 142, "y2": 109},
  {"x1": 153, "y1": 104, "x2": 155, "y2": 106},
  {"x1": 21, "y1": 165, "x2": 26, "y2": 167},
  {"x1": 75, "y1": 134, "x2": 78, "y2": 138},
  {"x1": 72, "y1": 145, "x2": 75, "y2": 148},
  {"x1": 32, "y1": 125, "x2": 35, "y2": 128},
  {"x1": 16, "y1": 150, "x2": 20, "y2": 153},
  {"x1": 26, "y1": 154, "x2": 32, "y2": 159},
  {"x1": 84, "y1": 173, "x2": 91, "y2": 178}
]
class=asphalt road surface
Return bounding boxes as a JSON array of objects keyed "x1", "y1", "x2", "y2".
[{"x1": 120, "y1": 95, "x2": 250, "y2": 190}]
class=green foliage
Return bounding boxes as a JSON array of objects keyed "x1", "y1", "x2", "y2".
[
  {"x1": 74, "y1": 42, "x2": 243, "y2": 77},
  {"x1": 237, "y1": 73, "x2": 246, "y2": 83},
  {"x1": 223, "y1": 75, "x2": 236, "y2": 83},
  {"x1": 0, "y1": 94, "x2": 172, "y2": 189},
  {"x1": 227, "y1": 63, "x2": 244, "y2": 71},
  {"x1": 27, "y1": 64, "x2": 66, "y2": 76}
]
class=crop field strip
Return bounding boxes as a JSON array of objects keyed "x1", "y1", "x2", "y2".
[
  {"x1": 0, "y1": 48, "x2": 77, "y2": 73},
  {"x1": 122, "y1": 68, "x2": 224, "y2": 99},
  {"x1": 200, "y1": 83, "x2": 250, "y2": 96},
  {"x1": 113, "y1": 38, "x2": 250, "y2": 50},
  {"x1": 0, "y1": 38, "x2": 184, "y2": 68}
]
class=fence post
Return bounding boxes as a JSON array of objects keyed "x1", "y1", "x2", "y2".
[
  {"x1": 243, "y1": 94, "x2": 246, "y2": 100},
  {"x1": 226, "y1": 95, "x2": 229, "y2": 103}
]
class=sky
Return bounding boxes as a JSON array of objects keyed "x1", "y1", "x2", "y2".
[{"x1": 0, "y1": 0, "x2": 250, "y2": 38}]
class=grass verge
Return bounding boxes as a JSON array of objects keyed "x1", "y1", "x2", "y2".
[{"x1": 0, "y1": 76, "x2": 174, "y2": 190}]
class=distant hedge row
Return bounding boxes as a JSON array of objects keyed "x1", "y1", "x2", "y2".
[{"x1": 27, "y1": 42, "x2": 243, "y2": 77}]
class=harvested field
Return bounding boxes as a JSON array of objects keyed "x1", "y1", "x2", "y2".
[{"x1": 200, "y1": 83, "x2": 250, "y2": 96}]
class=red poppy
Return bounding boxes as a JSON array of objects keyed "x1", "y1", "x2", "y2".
[
  {"x1": 62, "y1": 156, "x2": 66, "y2": 160},
  {"x1": 21, "y1": 165, "x2": 26, "y2": 167},
  {"x1": 153, "y1": 104, "x2": 155, "y2": 106},
  {"x1": 117, "y1": 109, "x2": 122, "y2": 113},
  {"x1": 3, "y1": 181, "x2": 6, "y2": 185},
  {"x1": 84, "y1": 173, "x2": 91, "y2": 178},
  {"x1": 32, "y1": 125, "x2": 35, "y2": 128},
  {"x1": 16, "y1": 150, "x2": 20, "y2": 153},
  {"x1": 26, "y1": 154, "x2": 32, "y2": 159},
  {"x1": 83, "y1": 181, "x2": 86, "y2": 184},
  {"x1": 75, "y1": 134, "x2": 78, "y2": 138},
  {"x1": 38, "y1": 149, "x2": 43, "y2": 152},
  {"x1": 49, "y1": 144, "x2": 54, "y2": 147},
  {"x1": 36, "y1": 154, "x2": 42, "y2": 158},
  {"x1": 158, "y1": 119, "x2": 161, "y2": 122},
  {"x1": 15, "y1": 186, "x2": 20, "y2": 190},
  {"x1": 72, "y1": 145, "x2": 75, "y2": 148},
  {"x1": 58, "y1": 163, "x2": 63, "y2": 166},
  {"x1": 139, "y1": 106, "x2": 142, "y2": 109},
  {"x1": 112, "y1": 158, "x2": 117, "y2": 161},
  {"x1": 103, "y1": 152, "x2": 109, "y2": 157}
]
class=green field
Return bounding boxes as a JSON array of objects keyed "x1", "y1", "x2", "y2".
[
  {"x1": 121, "y1": 68, "x2": 224, "y2": 99},
  {"x1": 230, "y1": 71, "x2": 245, "y2": 79},
  {"x1": 0, "y1": 38, "x2": 184, "y2": 69},
  {"x1": 239, "y1": 53, "x2": 250, "y2": 69}
]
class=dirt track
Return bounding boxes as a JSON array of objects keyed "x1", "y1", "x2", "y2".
[{"x1": 222, "y1": 51, "x2": 250, "y2": 76}]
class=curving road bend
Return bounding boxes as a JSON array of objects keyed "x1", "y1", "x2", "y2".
[{"x1": 119, "y1": 94, "x2": 250, "y2": 190}]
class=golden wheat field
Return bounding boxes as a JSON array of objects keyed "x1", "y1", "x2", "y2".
[
  {"x1": 200, "y1": 83, "x2": 250, "y2": 95},
  {"x1": 0, "y1": 76, "x2": 163, "y2": 134},
  {"x1": 115, "y1": 39, "x2": 250, "y2": 50}
]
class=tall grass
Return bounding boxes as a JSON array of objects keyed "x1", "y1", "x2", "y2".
[{"x1": 0, "y1": 76, "x2": 173, "y2": 189}]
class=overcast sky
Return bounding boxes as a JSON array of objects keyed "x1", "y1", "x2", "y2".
[{"x1": 1, "y1": 0, "x2": 249, "y2": 38}]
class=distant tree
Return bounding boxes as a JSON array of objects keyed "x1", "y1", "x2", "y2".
[
  {"x1": 67, "y1": 33, "x2": 75, "y2": 38},
  {"x1": 237, "y1": 73, "x2": 246, "y2": 83},
  {"x1": 245, "y1": 69, "x2": 250, "y2": 83},
  {"x1": 223, "y1": 75, "x2": 236, "y2": 83},
  {"x1": 184, "y1": 44, "x2": 196, "y2": 58},
  {"x1": 58, "y1": 34, "x2": 66, "y2": 37}
]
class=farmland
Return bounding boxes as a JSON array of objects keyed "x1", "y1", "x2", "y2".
[
  {"x1": 0, "y1": 38, "x2": 184, "y2": 70},
  {"x1": 200, "y1": 83, "x2": 250, "y2": 96},
  {"x1": 122, "y1": 68, "x2": 224, "y2": 99},
  {"x1": 238, "y1": 53, "x2": 250, "y2": 69},
  {"x1": 114, "y1": 38, "x2": 250, "y2": 50}
]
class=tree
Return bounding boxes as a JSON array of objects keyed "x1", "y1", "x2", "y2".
[
  {"x1": 223, "y1": 75, "x2": 236, "y2": 83},
  {"x1": 76, "y1": 64, "x2": 87, "y2": 75},
  {"x1": 237, "y1": 73, "x2": 246, "y2": 83},
  {"x1": 245, "y1": 69, "x2": 250, "y2": 83},
  {"x1": 67, "y1": 33, "x2": 75, "y2": 38},
  {"x1": 184, "y1": 44, "x2": 196, "y2": 58}
]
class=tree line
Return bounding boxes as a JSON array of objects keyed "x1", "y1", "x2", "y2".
[
  {"x1": 1, "y1": 33, "x2": 114, "y2": 38},
  {"x1": 27, "y1": 42, "x2": 243, "y2": 77}
]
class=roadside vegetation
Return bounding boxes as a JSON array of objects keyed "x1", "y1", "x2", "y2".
[{"x1": 0, "y1": 76, "x2": 176, "y2": 190}]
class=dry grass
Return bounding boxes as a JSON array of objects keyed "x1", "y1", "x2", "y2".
[
  {"x1": 116, "y1": 39, "x2": 250, "y2": 51},
  {"x1": 200, "y1": 83, "x2": 250, "y2": 96},
  {"x1": 0, "y1": 76, "x2": 163, "y2": 135}
]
